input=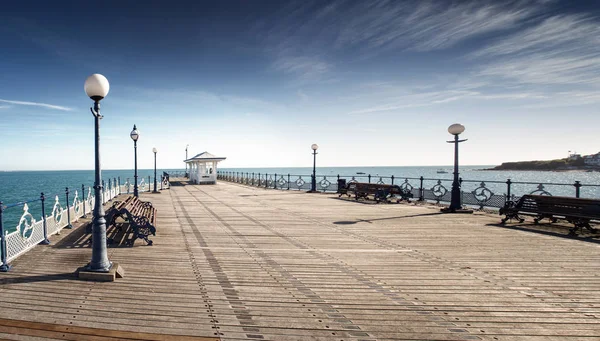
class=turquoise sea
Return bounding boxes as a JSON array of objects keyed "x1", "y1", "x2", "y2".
[
  {"x1": 0, "y1": 169, "x2": 174, "y2": 233},
  {"x1": 1, "y1": 166, "x2": 598, "y2": 233}
]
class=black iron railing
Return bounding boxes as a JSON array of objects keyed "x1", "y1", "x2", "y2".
[{"x1": 216, "y1": 171, "x2": 599, "y2": 210}]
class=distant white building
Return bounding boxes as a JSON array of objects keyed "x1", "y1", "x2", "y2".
[
  {"x1": 583, "y1": 152, "x2": 600, "y2": 166},
  {"x1": 184, "y1": 151, "x2": 226, "y2": 184}
]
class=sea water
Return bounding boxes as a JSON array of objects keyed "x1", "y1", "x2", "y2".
[
  {"x1": 0, "y1": 169, "x2": 175, "y2": 233},
  {"x1": 0, "y1": 166, "x2": 598, "y2": 233}
]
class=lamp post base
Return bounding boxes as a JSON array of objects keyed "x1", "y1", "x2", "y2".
[
  {"x1": 441, "y1": 207, "x2": 473, "y2": 214},
  {"x1": 77, "y1": 262, "x2": 124, "y2": 282},
  {"x1": 0, "y1": 264, "x2": 11, "y2": 272}
]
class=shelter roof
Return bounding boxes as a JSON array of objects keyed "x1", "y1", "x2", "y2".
[{"x1": 184, "y1": 151, "x2": 226, "y2": 163}]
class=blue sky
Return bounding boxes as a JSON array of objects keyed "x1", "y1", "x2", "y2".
[{"x1": 1, "y1": 0, "x2": 599, "y2": 170}]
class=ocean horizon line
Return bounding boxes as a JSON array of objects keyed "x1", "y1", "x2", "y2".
[{"x1": 0, "y1": 165, "x2": 493, "y2": 172}]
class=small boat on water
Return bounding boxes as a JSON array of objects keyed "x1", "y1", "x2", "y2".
[
  {"x1": 356, "y1": 172, "x2": 366, "y2": 175},
  {"x1": 436, "y1": 169, "x2": 448, "y2": 174}
]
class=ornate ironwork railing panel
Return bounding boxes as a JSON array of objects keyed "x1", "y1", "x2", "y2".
[
  {"x1": 139, "y1": 178, "x2": 147, "y2": 192},
  {"x1": 72, "y1": 190, "x2": 82, "y2": 221},
  {"x1": 293, "y1": 175, "x2": 308, "y2": 190},
  {"x1": 5, "y1": 217, "x2": 46, "y2": 263},
  {"x1": 216, "y1": 172, "x2": 600, "y2": 207},
  {"x1": 318, "y1": 176, "x2": 332, "y2": 192},
  {"x1": 1, "y1": 184, "x2": 122, "y2": 267},
  {"x1": 276, "y1": 175, "x2": 288, "y2": 190}
]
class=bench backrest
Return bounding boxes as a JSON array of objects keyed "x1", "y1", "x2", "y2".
[
  {"x1": 523, "y1": 195, "x2": 600, "y2": 218},
  {"x1": 353, "y1": 182, "x2": 394, "y2": 191}
]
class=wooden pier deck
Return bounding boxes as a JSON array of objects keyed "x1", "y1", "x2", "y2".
[{"x1": 1, "y1": 179, "x2": 599, "y2": 340}]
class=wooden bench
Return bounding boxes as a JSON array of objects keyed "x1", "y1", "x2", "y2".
[
  {"x1": 340, "y1": 182, "x2": 413, "y2": 203},
  {"x1": 499, "y1": 194, "x2": 600, "y2": 235},
  {"x1": 105, "y1": 196, "x2": 157, "y2": 246}
]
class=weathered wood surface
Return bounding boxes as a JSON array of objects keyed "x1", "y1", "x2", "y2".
[{"x1": 1, "y1": 179, "x2": 599, "y2": 340}]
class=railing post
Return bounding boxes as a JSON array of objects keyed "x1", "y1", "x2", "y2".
[
  {"x1": 127, "y1": 178, "x2": 130, "y2": 194},
  {"x1": 368, "y1": 174, "x2": 371, "y2": 183},
  {"x1": 65, "y1": 187, "x2": 73, "y2": 229},
  {"x1": 288, "y1": 174, "x2": 291, "y2": 190},
  {"x1": 506, "y1": 179, "x2": 512, "y2": 203},
  {"x1": 265, "y1": 174, "x2": 268, "y2": 189},
  {"x1": 419, "y1": 176, "x2": 424, "y2": 201},
  {"x1": 82, "y1": 184, "x2": 87, "y2": 217},
  {"x1": 574, "y1": 181, "x2": 581, "y2": 198},
  {"x1": 40, "y1": 193, "x2": 50, "y2": 245},
  {"x1": 101, "y1": 180, "x2": 106, "y2": 204},
  {"x1": 274, "y1": 173, "x2": 278, "y2": 189},
  {"x1": 118, "y1": 177, "x2": 121, "y2": 194},
  {"x1": 0, "y1": 201, "x2": 10, "y2": 272},
  {"x1": 148, "y1": 176, "x2": 151, "y2": 191},
  {"x1": 391, "y1": 175, "x2": 395, "y2": 185}
]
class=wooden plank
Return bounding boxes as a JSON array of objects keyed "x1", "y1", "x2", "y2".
[
  {"x1": 0, "y1": 317, "x2": 218, "y2": 341},
  {"x1": 0, "y1": 179, "x2": 599, "y2": 340}
]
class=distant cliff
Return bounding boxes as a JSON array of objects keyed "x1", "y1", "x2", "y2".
[{"x1": 486, "y1": 157, "x2": 587, "y2": 171}]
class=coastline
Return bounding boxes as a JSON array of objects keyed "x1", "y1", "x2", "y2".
[{"x1": 479, "y1": 168, "x2": 599, "y2": 172}]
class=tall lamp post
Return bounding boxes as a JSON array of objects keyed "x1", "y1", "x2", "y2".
[
  {"x1": 152, "y1": 147, "x2": 158, "y2": 193},
  {"x1": 185, "y1": 144, "x2": 189, "y2": 177},
  {"x1": 82, "y1": 74, "x2": 112, "y2": 274},
  {"x1": 309, "y1": 143, "x2": 318, "y2": 192},
  {"x1": 130, "y1": 125, "x2": 140, "y2": 197},
  {"x1": 442, "y1": 123, "x2": 472, "y2": 214}
]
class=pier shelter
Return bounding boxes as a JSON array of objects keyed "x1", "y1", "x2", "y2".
[{"x1": 184, "y1": 151, "x2": 226, "y2": 184}]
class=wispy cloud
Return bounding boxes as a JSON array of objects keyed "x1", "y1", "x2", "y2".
[
  {"x1": 516, "y1": 90, "x2": 600, "y2": 109},
  {"x1": 345, "y1": 81, "x2": 564, "y2": 116},
  {"x1": 297, "y1": 90, "x2": 309, "y2": 101},
  {"x1": 472, "y1": 14, "x2": 600, "y2": 85},
  {"x1": 0, "y1": 99, "x2": 73, "y2": 111},
  {"x1": 259, "y1": 0, "x2": 546, "y2": 55},
  {"x1": 0, "y1": 105, "x2": 11, "y2": 109},
  {"x1": 272, "y1": 56, "x2": 332, "y2": 81},
  {"x1": 347, "y1": 89, "x2": 481, "y2": 115},
  {"x1": 332, "y1": 0, "x2": 539, "y2": 52},
  {"x1": 116, "y1": 87, "x2": 286, "y2": 115},
  {"x1": 256, "y1": 0, "x2": 549, "y2": 84}
]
